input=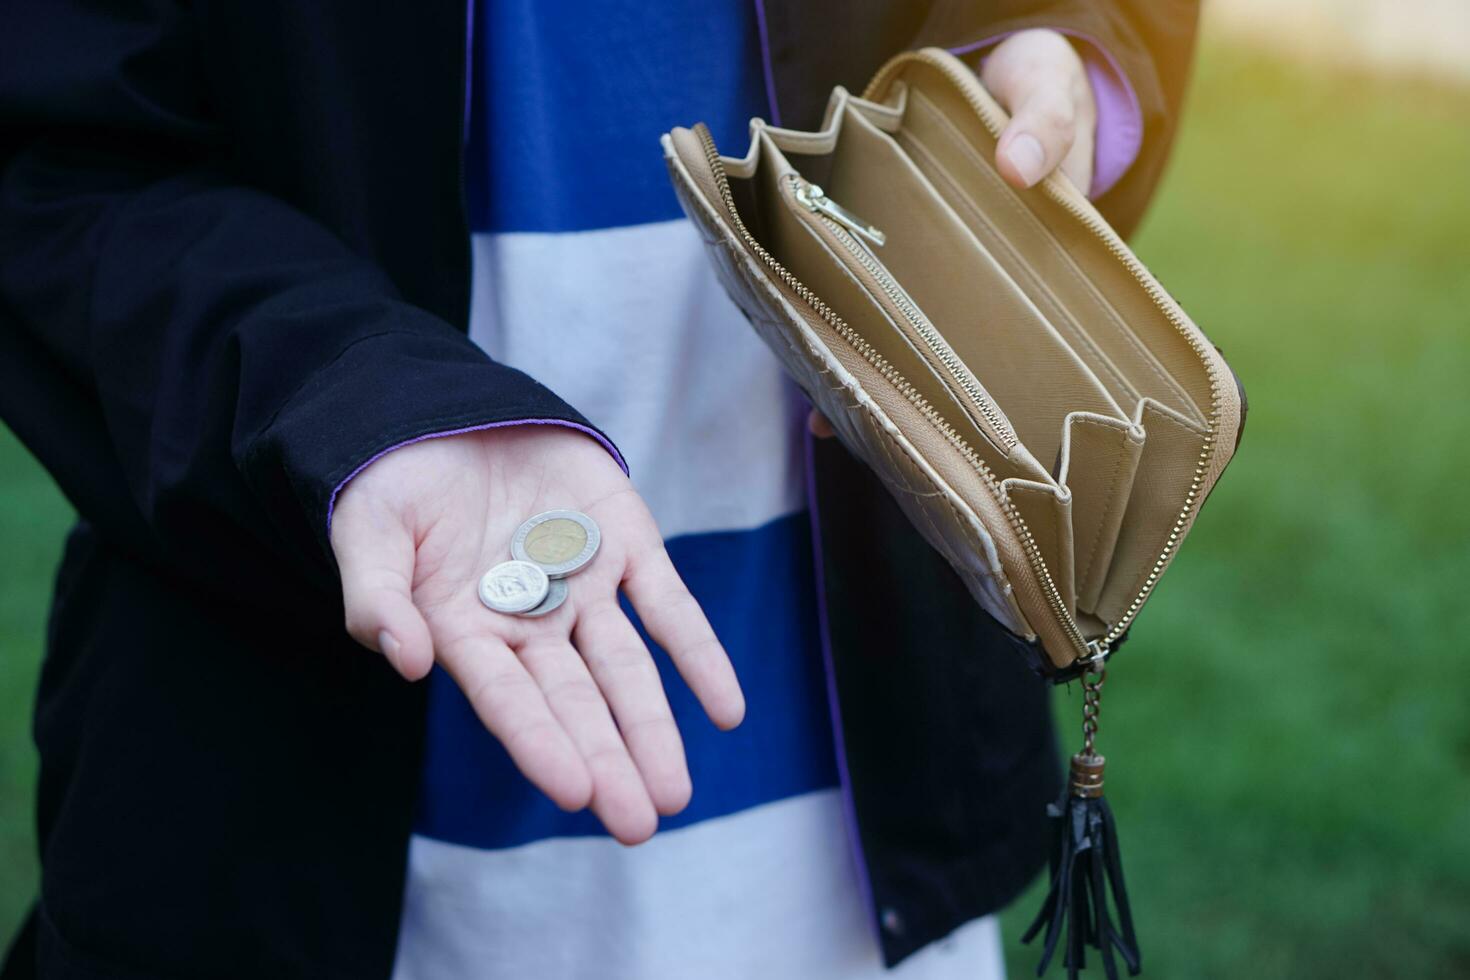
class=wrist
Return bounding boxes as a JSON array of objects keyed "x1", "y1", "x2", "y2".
[{"x1": 327, "y1": 418, "x2": 626, "y2": 537}]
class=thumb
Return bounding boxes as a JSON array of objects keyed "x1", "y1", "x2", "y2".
[
  {"x1": 980, "y1": 30, "x2": 1095, "y2": 191},
  {"x1": 993, "y1": 81, "x2": 1083, "y2": 190},
  {"x1": 333, "y1": 514, "x2": 435, "y2": 681}
]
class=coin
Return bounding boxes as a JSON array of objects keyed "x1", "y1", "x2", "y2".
[
  {"x1": 478, "y1": 560, "x2": 550, "y2": 614},
  {"x1": 511, "y1": 510, "x2": 601, "y2": 578},
  {"x1": 517, "y1": 577, "x2": 570, "y2": 618}
]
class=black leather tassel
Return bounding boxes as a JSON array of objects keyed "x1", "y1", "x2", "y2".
[{"x1": 1023, "y1": 666, "x2": 1141, "y2": 979}]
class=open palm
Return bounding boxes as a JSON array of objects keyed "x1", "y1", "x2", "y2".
[{"x1": 329, "y1": 426, "x2": 745, "y2": 844}]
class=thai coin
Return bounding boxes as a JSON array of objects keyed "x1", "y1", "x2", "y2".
[
  {"x1": 511, "y1": 509, "x2": 601, "y2": 578},
  {"x1": 478, "y1": 560, "x2": 549, "y2": 614},
  {"x1": 517, "y1": 577, "x2": 570, "y2": 618}
]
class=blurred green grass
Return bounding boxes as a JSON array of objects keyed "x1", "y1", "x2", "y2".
[
  {"x1": 2, "y1": 40, "x2": 1469, "y2": 976},
  {"x1": 998, "y1": 41, "x2": 1470, "y2": 980},
  {"x1": 0, "y1": 422, "x2": 72, "y2": 937}
]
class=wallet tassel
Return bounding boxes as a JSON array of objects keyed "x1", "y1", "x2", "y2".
[{"x1": 1023, "y1": 666, "x2": 1141, "y2": 979}]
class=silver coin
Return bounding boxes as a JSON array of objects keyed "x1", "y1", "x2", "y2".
[
  {"x1": 517, "y1": 577, "x2": 570, "y2": 618},
  {"x1": 511, "y1": 510, "x2": 601, "y2": 578},
  {"x1": 478, "y1": 560, "x2": 550, "y2": 614}
]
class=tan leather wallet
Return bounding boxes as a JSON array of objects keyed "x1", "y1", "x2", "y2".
[{"x1": 662, "y1": 48, "x2": 1244, "y2": 677}]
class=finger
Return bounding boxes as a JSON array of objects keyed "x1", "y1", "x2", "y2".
[
  {"x1": 622, "y1": 547, "x2": 745, "y2": 731},
  {"x1": 808, "y1": 409, "x2": 836, "y2": 439},
  {"x1": 994, "y1": 82, "x2": 1081, "y2": 189},
  {"x1": 437, "y1": 635, "x2": 593, "y2": 812},
  {"x1": 334, "y1": 514, "x2": 434, "y2": 680},
  {"x1": 519, "y1": 635, "x2": 663, "y2": 841},
  {"x1": 980, "y1": 31, "x2": 1094, "y2": 191},
  {"x1": 572, "y1": 600, "x2": 692, "y2": 817}
]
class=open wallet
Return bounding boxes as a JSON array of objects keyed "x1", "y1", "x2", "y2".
[{"x1": 662, "y1": 47, "x2": 1245, "y2": 682}]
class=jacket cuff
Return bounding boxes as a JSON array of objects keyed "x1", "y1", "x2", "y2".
[
  {"x1": 948, "y1": 31, "x2": 1145, "y2": 199},
  {"x1": 325, "y1": 418, "x2": 628, "y2": 535},
  {"x1": 244, "y1": 323, "x2": 623, "y2": 565}
]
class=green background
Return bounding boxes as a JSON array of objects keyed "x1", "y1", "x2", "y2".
[{"x1": 3, "y1": 41, "x2": 1468, "y2": 978}]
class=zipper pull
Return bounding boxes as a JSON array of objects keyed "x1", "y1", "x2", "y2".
[{"x1": 796, "y1": 181, "x2": 887, "y2": 248}]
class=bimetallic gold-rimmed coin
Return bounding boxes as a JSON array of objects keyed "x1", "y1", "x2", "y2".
[
  {"x1": 518, "y1": 577, "x2": 570, "y2": 618},
  {"x1": 478, "y1": 560, "x2": 550, "y2": 614},
  {"x1": 511, "y1": 510, "x2": 601, "y2": 578}
]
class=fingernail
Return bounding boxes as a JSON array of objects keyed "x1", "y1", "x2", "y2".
[
  {"x1": 378, "y1": 629, "x2": 401, "y2": 666},
  {"x1": 1008, "y1": 133, "x2": 1046, "y2": 185}
]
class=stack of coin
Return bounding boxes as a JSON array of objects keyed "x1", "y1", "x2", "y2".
[{"x1": 478, "y1": 510, "x2": 601, "y2": 618}]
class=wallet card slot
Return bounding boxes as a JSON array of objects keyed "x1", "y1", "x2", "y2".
[
  {"x1": 1003, "y1": 478, "x2": 1076, "y2": 617},
  {"x1": 1058, "y1": 412, "x2": 1145, "y2": 613},
  {"x1": 1093, "y1": 399, "x2": 1207, "y2": 623},
  {"x1": 823, "y1": 102, "x2": 1130, "y2": 469}
]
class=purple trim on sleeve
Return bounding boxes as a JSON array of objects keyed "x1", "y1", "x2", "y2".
[
  {"x1": 752, "y1": 0, "x2": 782, "y2": 126},
  {"x1": 462, "y1": 0, "x2": 476, "y2": 143},
  {"x1": 947, "y1": 31, "x2": 1016, "y2": 60},
  {"x1": 948, "y1": 29, "x2": 1144, "y2": 199},
  {"x1": 1078, "y1": 43, "x2": 1142, "y2": 198},
  {"x1": 803, "y1": 423, "x2": 880, "y2": 941},
  {"x1": 325, "y1": 419, "x2": 629, "y2": 534}
]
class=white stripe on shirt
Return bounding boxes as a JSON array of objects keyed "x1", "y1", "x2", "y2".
[
  {"x1": 394, "y1": 791, "x2": 1002, "y2": 980},
  {"x1": 469, "y1": 220, "x2": 807, "y2": 540}
]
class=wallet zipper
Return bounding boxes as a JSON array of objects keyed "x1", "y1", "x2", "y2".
[
  {"x1": 794, "y1": 182, "x2": 888, "y2": 248},
  {"x1": 865, "y1": 52, "x2": 1231, "y2": 656},
  {"x1": 791, "y1": 176, "x2": 1019, "y2": 454},
  {"x1": 691, "y1": 123, "x2": 1090, "y2": 661}
]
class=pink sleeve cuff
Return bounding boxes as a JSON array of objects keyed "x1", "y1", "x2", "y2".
[
  {"x1": 325, "y1": 418, "x2": 628, "y2": 534},
  {"x1": 948, "y1": 30, "x2": 1145, "y2": 199},
  {"x1": 1076, "y1": 37, "x2": 1143, "y2": 198}
]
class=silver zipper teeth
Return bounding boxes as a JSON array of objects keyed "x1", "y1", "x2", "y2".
[
  {"x1": 868, "y1": 52, "x2": 1228, "y2": 652},
  {"x1": 692, "y1": 124, "x2": 1089, "y2": 661},
  {"x1": 796, "y1": 182, "x2": 1020, "y2": 452}
]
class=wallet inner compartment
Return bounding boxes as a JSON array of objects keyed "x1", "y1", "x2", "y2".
[
  {"x1": 741, "y1": 130, "x2": 1046, "y2": 487},
  {"x1": 820, "y1": 104, "x2": 1129, "y2": 471},
  {"x1": 890, "y1": 78, "x2": 1209, "y2": 428},
  {"x1": 737, "y1": 115, "x2": 1130, "y2": 619},
  {"x1": 820, "y1": 106, "x2": 1149, "y2": 617},
  {"x1": 875, "y1": 78, "x2": 1223, "y2": 621},
  {"x1": 722, "y1": 108, "x2": 1189, "y2": 623},
  {"x1": 875, "y1": 74, "x2": 1222, "y2": 622}
]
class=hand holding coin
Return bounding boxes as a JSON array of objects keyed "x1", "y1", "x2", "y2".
[
  {"x1": 479, "y1": 510, "x2": 601, "y2": 617},
  {"x1": 329, "y1": 425, "x2": 745, "y2": 845}
]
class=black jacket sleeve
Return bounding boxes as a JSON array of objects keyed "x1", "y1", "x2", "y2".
[
  {"x1": 913, "y1": 0, "x2": 1201, "y2": 237},
  {"x1": 0, "y1": 0, "x2": 609, "y2": 602}
]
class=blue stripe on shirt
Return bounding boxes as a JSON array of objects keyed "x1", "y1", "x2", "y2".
[
  {"x1": 466, "y1": 0, "x2": 768, "y2": 234},
  {"x1": 415, "y1": 511, "x2": 838, "y2": 849}
]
